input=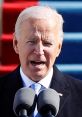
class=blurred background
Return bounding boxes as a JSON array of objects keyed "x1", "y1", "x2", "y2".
[{"x1": 0, "y1": 0, "x2": 82, "y2": 79}]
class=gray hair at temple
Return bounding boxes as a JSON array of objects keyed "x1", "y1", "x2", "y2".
[{"x1": 15, "y1": 6, "x2": 64, "y2": 41}]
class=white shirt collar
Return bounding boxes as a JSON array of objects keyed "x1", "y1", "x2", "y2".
[{"x1": 20, "y1": 67, "x2": 53, "y2": 88}]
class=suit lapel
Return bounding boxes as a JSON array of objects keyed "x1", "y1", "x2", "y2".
[
  {"x1": 5, "y1": 66, "x2": 70, "y2": 116},
  {"x1": 6, "y1": 66, "x2": 23, "y2": 92},
  {"x1": 1, "y1": 66, "x2": 24, "y2": 117},
  {"x1": 50, "y1": 66, "x2": 70, "y2": 115}
]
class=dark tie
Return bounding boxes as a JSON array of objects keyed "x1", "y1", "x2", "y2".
[{"x1": 30, "y1": 83, "x2": 42, "y2": 117}]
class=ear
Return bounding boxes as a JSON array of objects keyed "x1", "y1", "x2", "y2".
[
  {"x1": 13, "y1": 33, "x2": 19, "y2": 54},
  {"x1": 56, "y1": 41, "x2": 62, "y2": 57}
]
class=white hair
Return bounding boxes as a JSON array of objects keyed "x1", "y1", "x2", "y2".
[{"x1": 15, "y1": 6, "x2": 64, "y2": 41}]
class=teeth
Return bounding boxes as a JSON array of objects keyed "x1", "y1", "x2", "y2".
[{"x1": 31, "y1": 61, "x2": 45, "y2": 65}]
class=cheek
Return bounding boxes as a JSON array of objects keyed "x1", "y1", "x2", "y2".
[
  {"x1": 18, "y1": 46, "x2": 30, "y2": 62},
  {"x1": 45, "y1": 48, "x2": 57, "y2": 65},
  {"x1": 50, "y1": 52, "x2": 57, "y2": 63}
]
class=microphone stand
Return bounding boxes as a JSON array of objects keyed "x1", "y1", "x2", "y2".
[
  {"x1": 19, "y1": 114, "x2": 34, "y2": 117},
  {"x1": 42, "y1": 111, "x2": 55, "y2": 117},
  {"x1": 19, "y1": 109, "x2": 28, "y2": 117}
]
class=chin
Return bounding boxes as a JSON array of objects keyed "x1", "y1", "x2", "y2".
[{"x1": 31, "y1": 73, "x2": 46, "y2": 81}]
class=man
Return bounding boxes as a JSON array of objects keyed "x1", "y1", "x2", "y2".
[{"x1": 0, "y1": 6, "x2": 82, "y2": 117}]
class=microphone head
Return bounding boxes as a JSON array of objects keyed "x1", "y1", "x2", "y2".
[
  {"x1": 37, "y1": 88, "x2": 60, "y2": 116},
  {"x1": 13, "y1": 87, "x2": 37, "y2": 116}
]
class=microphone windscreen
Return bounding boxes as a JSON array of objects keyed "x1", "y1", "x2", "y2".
[
  {"x1": 37, "y1": 88, "x2": 60, "y2": 116},
  {"x1": 13, "y1": 87, "x2": 37, "y2": 116}
]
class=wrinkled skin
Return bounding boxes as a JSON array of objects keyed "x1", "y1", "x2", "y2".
[{"x1": 13, "y1": 18, "x2": 62, "y2": 81}]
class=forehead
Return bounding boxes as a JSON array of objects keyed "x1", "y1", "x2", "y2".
[{"x1": 21, "y1": 18, "x2": 56, "y2": 33}]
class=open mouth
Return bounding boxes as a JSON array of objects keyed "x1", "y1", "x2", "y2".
[{"x1": 30, "y1": 61, "x2": 45, "y2": 66}]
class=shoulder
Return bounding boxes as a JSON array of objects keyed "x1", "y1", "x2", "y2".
[
  {"x1": 0, "y1": 65, "x2": 20, "y2": 79},
  {"x1": 64, "y1": 73, "x2": 82, "y2": 87},
  {"x1": 65, "y1": 74, "x2": 82, "y2": 93},
  {"x1": 59, "y1": 70, "x2": 82, "y2": 100},
  {"x1": 53, "y1": 65, "x2": 82, "y2": 92},
  {"x1": 0, "y1": 66, "x2": 20, "y2": 89}
]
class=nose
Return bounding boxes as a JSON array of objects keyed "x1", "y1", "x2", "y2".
[{"x1": 34, "y1": 42, "x2": 44, "y2": 55}]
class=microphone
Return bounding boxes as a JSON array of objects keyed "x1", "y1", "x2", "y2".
[
  {"x1": 13, "y1": 87, "x2": 37, "y2": 117},
  {"x1": 37, "y1": 88, "x2": 60, "y2": 117}
]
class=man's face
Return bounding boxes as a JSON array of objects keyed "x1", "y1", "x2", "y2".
[{"x1": 13, "y1": 18, "x2": 62, "y2": 81}]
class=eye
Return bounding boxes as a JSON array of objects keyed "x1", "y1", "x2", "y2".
[
  {"x1": 27, "y1": 40, "x2": 36, "y2": 45},
  {"x1": 43, "y1": 41, "x2": 53, "y2": 46}
]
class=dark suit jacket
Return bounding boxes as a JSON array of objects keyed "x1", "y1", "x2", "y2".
[{"x1": 0, "y1": 65, "x2": 82, "y2": 117}]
